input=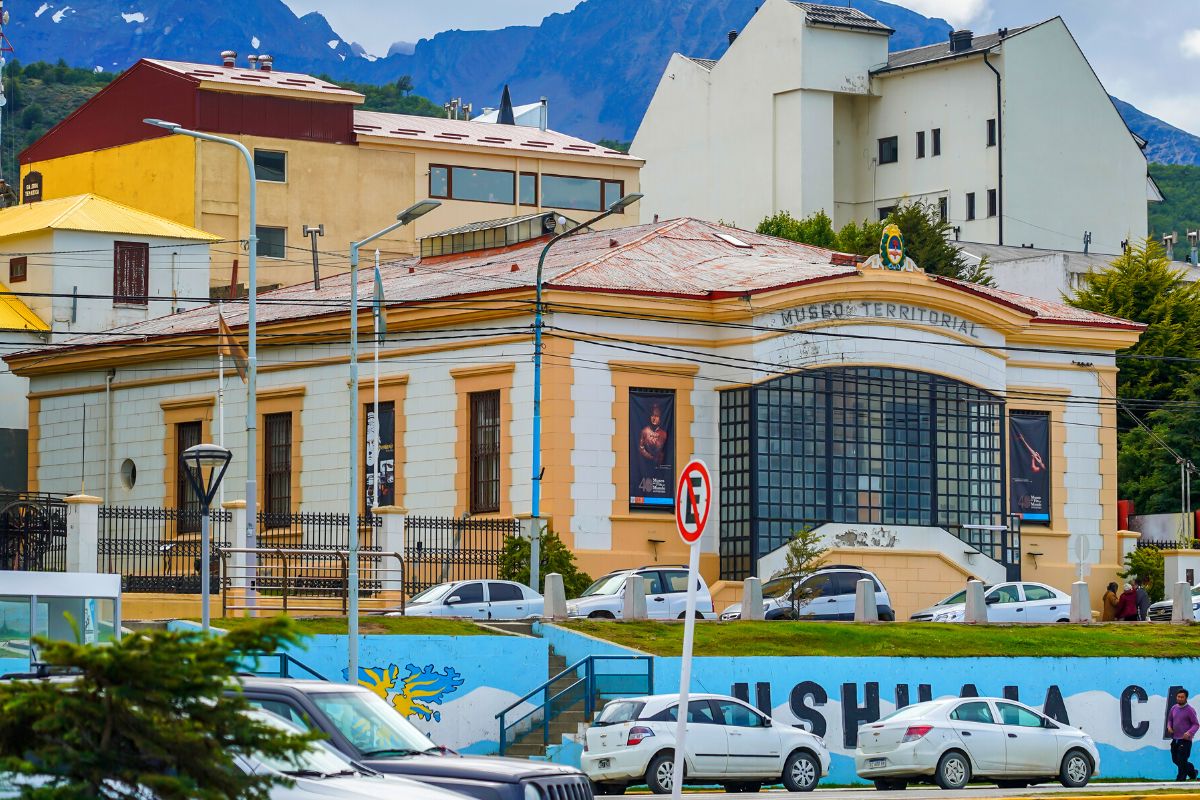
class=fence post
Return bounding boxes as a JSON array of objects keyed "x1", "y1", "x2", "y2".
[
  {"x1": 66, "y1": 494, "x2": 103, "y2": 574},
  {"x1": 224, "y1": 500, "x2": 248, "y2": 608},
  {"x1": 373, "y1": 506, "x2": 407, "y2": 601}
]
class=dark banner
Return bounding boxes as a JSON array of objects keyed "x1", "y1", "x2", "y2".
[
  {"x1": 1010, "y1": 412, "x2": 1050, "y2": 522},
  {"x1": 365, "y1": 400, "x2": 396, "y2": 510},
  {"x1": 629, "y1": 389, "x2": 675, "y2": 510}
]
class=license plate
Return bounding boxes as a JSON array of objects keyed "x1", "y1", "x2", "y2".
[
  {"x1": 598, "y1": 759, "x2": 611, "y2": 769},
  {"x1": 869, "y1": 758, "x2": 887, "y2": 769}
]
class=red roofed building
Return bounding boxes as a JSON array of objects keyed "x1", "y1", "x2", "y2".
[{"x1": 6, "y1": 218, "x2": 1141, "y2": 618}]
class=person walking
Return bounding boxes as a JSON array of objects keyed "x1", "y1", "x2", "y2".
[
  {"x1": 1101, "y1": 581, "x2": 1120, "y2": 621},
  {"x1": 1134, "y1": 578, "x2": 1152, "y2": 621},
  {"x1": 1115, "y1": 583, "x2": 1137, "y2": 621},
  {"x1": 1168, "y1": 688, "x2": 1199, "y2": 781}
]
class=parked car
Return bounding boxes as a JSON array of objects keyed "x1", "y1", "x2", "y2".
[
  {"x1": 581, "y1": 693, "x2": 829, "y2": 795},
  {"x1": 909, "y1": 581, "x2": 1071, "y2": 623},
  {"x1": 392, "y1": 580, "x2": 543, "y2": 620},
  {"x1": 856, "y1": 697, "x2": 1098, "y2": 790},
  {"x1": 565, "y1": 566, "x2": 714, "y2": 619},
  {"x1": 1147, "y1": 584, "x2": 1200, "y2": 622},
  {"x1": 234, "y1": 677, "x2": 593, "y2": 800},
  {"x1": 719, "y1": 566, "x2": 895, "y2": 621}
]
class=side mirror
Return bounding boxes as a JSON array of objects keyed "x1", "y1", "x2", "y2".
[
  {"x1": 445, "y1": 596, "x2": 461, "y2": 605},
  {"x1": 762, "y1": 717, "x2": 772, "y2": 728}
]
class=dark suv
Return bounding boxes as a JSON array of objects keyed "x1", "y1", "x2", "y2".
[{"x1": 233, "y1": 677, "x2": 592, "y2": 800}]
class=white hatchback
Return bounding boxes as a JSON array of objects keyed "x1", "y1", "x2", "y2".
[
  {"x1": 566, "y1": 567, "x2": 714, "y2": 619},
  {"x1": 393, "y1": 580, "x2": 543, "y2": 620},
  {"x1": 909, "y1": 582, "x2": 1072, "y2": 623},
  {"x1": 855, "y1": 697, "x2": 1099, "y2": 791},
  {"x1": 581, "y1": 693, "x2": 829, "y2": 795}
]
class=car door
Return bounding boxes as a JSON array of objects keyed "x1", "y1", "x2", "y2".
[
  {"x1": 443, "y1": 581, "x2": 488, "y2": 619},
  {"x1": 713, "y1": 698, "x2": 782, "y2": 776},
  {"x1": 1021, "y1": 584, "x2": 1067, "y2": 622},
  {"x1": 996, "y1": 702, "x2": 1061, "y2": 774},
  {"x1": 947, "y1": 700, "x2": 1006, "y2": 772},
  {"x1": 486, "y1": 582, "x2": 530, "y2": 619},
  {"x1": 665, "y1": 700, "x2": 728, "y2": 776},
  {"x1": 642, "y1": 572, "x2": 671, "y2": 618},
  {"x1": 794, "y1": 574, "x2": 839, "y2": 619},
  {"x1": 985, "y1": 584, "x2": 1025, "y2": 622},
  {"x1": 661, "y1": 569, "x2": 695, "y2": 617},
  {"x1": 830, "y1": 572, "x2": 864, "y2": 620}
]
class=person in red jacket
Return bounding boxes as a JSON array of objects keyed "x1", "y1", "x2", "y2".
[{"x1": 1115, "y1": 583, "x2": 1138, "y2": 621}]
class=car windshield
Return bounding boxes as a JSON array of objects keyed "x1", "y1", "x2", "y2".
[
  {"x1": 596, "y1": 700, "x2": 646, "y2": 726},
  {"x1": 579, "y1": 573, "x2": 628, "y2": 597},
  {"x1": 762, "y1": 579, "x2": 794, "y2": 599},
  {"x1": 310, "y1": 690, "x2": 438, "y2": 757},
  {"x1": 879, "y1": 703, "x2": 942, "y2": 722},
  {"x1": 937, "y1": 586, "x2": 995, "y2": 606},
  {"x1": 248, "y1": 710, "x2": 357, "y2": 777},
  {"x1": 408, "y1": 583, "x2": 454, "y2": 604}
]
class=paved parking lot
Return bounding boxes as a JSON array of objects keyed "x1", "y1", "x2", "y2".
[{"x1": 659, "y1": 781, "x2": 1184, "y2": 799}]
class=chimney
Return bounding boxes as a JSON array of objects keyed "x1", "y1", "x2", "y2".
[
  {"x1": 997, "y1": 27, "x2": 1009, "y2": 38},
  {"x1": 220, "y1": 50, "x2": 237, "y2": 68},
  {"x1": 539, "y1": 96, "x2": 548, "y2": 132},
  {"x1": 948, "y1": 29, "x2": 974, "y2": 53},
  {"x1": 258, "y1": 54, "x2": 273, "y2": 72},
  {"x1": 727, "y1": 29, "x2": 738, "y2": 45},
  {"x1": 248, "y1": 54, "x2": 259, "y2": 69}
]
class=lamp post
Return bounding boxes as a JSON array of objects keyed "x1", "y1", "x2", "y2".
[
  {"x1": 347, "y1": 199, "x2": 440, "y2": 679},
  {"x1": 181, "y1": 442, "x2": 233, "y2": 632},
  {"x1": 144, "y1": 119, "x2": 260, "y2": 613},
  {"x1": 530, "y1": 194, "x2": 642, "y2": 592}
]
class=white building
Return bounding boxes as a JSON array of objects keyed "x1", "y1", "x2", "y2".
[{"x1": 633, "y1": 0, "x2": 1157, "y2": 257}]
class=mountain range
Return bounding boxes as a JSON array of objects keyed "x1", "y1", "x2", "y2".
[{"x1": 10, "y1": 0, "x2": 1200, "y2": 163}]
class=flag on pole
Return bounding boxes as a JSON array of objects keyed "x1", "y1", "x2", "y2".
[
  {"x1": 373, "y1": 263, "x2": 388, "y2": 340},
  {"x1": 218, "y1": 313, "x2": 249, "y2": 383}
]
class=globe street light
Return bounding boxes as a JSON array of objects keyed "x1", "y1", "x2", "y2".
[{"x1": 181, "y1": 442, "x2": 233, "y2": 632}]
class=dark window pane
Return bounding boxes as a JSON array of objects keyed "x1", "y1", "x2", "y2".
[
  {"x1": 986, "y1": 118, "x2": 997, "y2": 147},
  {"x1": 176, "y1": 421, "x2": 202, "y2": 533},
  {"x1": 878, "y1": 136, "x2": 898, "y2": 164},
  {"x1": 264, "y1": 412, "x2": 292, "y2": 526},
  {"x1": 430, "y1": 166, "x2": 449, "y2": 198},
  {"x1": 254, "y1": 150, "x2": 286, "y2": 182},
  {"x1": 452, "y1": 582, "x2": 484, "y2": 604},
  {"x1": 916, "y1": 131, "x2": 926, "y2": 159},
  {"x1": 519, "y1": 173, "x2": 537, "y2": 206},
  {"x1": 488, "y1": 582, "x2": 523, "y2": 602},
  {"x1": 932, "y1": 128, "x2": 942, "y2": 156},
  {"x1": 938, "y1": 197, "x2": 948, "y2": 223},
  {"x1": 257, "y1": 227, "x2": 286, "y2": 259},
  {"x1": 9, "y1": 256, "x2": 26, "y2": 283},
  {"x1": 470, "y1": 390, "x2": 501, "y2": 513},
  {"x1": 542, "y1": 175, "x2": 603, "y2": 211},
  {"x1": 987, "y1": 189, "x2": 998, "y2": 218},
  {"x1": 603, "y1": 180, "x2": 623, "y2": 212},
  {"x1": 451, "y1": 166, "x2": 514, "y2": 204},
  {"x1": 966, "y1": 193, "x2": 976, "y2": 221},
  {"x1": 113, "y1": 241, "x2": 149, "y2": 305}
]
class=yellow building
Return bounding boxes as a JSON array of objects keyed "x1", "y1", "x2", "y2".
[{"x1": 20, "y1": 57, "x2": 642, "y2": 295}]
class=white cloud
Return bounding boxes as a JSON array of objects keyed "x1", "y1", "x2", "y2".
[
  {"x1": 1181, "y1": 28, "x2": 1200, "y2": 58},
  {"x1": 888, "y1": 0, "x2": 991, "y2": 29}
]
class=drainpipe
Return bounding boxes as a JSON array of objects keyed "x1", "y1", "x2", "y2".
[
  {"x1": 170, "y1": 250, "x2": 179, "y2": 314},
  {"x1": 105, "y1": 369, "x2": 115, "y2": 502},
  {"x1": 983, "y1": 48, "x2": 1003, "y2": 246}
]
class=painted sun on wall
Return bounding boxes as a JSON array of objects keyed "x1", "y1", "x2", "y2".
[{"x1": 344, "y1": 663, "x2": 465, "y2": 722}]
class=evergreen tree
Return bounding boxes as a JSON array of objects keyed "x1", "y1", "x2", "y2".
[
  {"x1": 0, "y1": 617, "x2": 315, "y2": 799},
  {"x1": 499, "y1": 527, "x2": 593, "y2": 597},
  {"x1": 1116, "y1": 371, "x2": 1200, "y2": 516}
]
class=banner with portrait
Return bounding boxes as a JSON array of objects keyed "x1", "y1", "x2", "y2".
[
  {"x1": 365, "y1": 400, "x2": 396, "y2": 510},
  {"x1": 1009, "y1": 411, "x2": 1050, "y2": 523},
  {"x1": 629, "y1": 389, "x2": 675, "y2": 510}
]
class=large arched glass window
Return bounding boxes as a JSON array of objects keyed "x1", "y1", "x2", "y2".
[{"x1": 718, "y1": 367, "x2": 1004, "y2": 580}]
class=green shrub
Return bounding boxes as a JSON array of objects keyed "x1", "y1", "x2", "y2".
[{"x1": 498, "y1": 526, "x2": 593, "y2": 598}]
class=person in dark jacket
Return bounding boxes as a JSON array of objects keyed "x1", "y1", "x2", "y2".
[
  {"x1": 1115, "y1": 583, "x2": 1138, "y2": 621},
  {"x1": 1134, "y1": 578, "x2": 1152, "y2": 621},
  {"x1": 1168, "y1": 688, "x2": 1199, "y2": 781},
  {"x1": 1102, "y1": 581, "x2": 1120, "y2": 621}
]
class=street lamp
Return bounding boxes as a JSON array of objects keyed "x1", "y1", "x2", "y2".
[
  {"x1": 529, "y1": 193, "x2": 642, "y2": 591},
  {"x1": 144, "y1": 118, "x2": 261, "y2": 613},
  {"x1": 347, "y1": 199, "x2": 440, "y2": 679},
  {"x1": 181, "y1": 442, "x2": 233, "y2": 632}
]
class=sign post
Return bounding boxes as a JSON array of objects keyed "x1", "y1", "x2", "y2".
[{"x1": 670, "y1": 459, "x2": 711, "y2": 800}]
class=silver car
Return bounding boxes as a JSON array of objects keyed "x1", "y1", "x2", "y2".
[{"x1": 910, "y1": 581, "x2": 1071, "y2": 623}]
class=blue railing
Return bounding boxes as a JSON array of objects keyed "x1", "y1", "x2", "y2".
[
  {"x1": 239, "y1": 651, "x2": 329, "y2": 682},
  {"x1": 495, "y1": 654, "x2": 654, "y2": 756}
]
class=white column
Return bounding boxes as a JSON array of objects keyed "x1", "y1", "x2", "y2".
[
  {"x1": 1070, "y1": 581, "x2": 1091, "y2": 623},
  {"x1": 373, "y1": 505, "x2": 407, "y2": 593},
  {"x1": 543, "y1": 573, "x2": 568, "y2": 620},
  {"x1": 854, "y1": 578, "x2": 879, "y2": 622},
  {"x1": 65, "y1": 494, "x2": 103, "y2": 574},
  {"x1": 223, "y1": 500, "x2": 248, "y2": 588},
  {"x1": 1173, "y1": 581, "x2": 1196, "y2": 624},
  {"x1": 964, "y1": 580, "x2": 989, "y2": 623},
  {"x1": 623, "y1": 575, "x2": 647, "y2": 619},
  {"x1": 741, "y1": 577, "x2": 764, "y2": 621}
]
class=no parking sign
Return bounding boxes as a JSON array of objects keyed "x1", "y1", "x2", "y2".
[{"x1": 675, "y1": 459, "x2": 711, "y2": 545}]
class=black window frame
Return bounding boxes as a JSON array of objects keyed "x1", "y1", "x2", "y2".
[
  {"x1": 519, "y1": 172, "x2": 538, "y2": 206},
  {"x1": 8, "y1": 256, "x2": 26, "y2": 283},
  {"x1": 176, "y1": 420, "x2": 203, "y2": 533},
  {"x1": 113, "y1": 240, "x2": 150, "y2": 306},
  {"x1": 966, "y1": 192, "x2": 976, "y2": 221},
  {"x1": 541, "y1": 173, "x2": 625, "y2": 213},
  {"x1": 450, "y1": 582, "x2": 485, "y2": 605},
  {"x1": 878, "y1": 206, "x2": 895, "y2": 221},
  {"x1": 987, "y1": 188, "x2": 998, "y2": 218},
  {"x1": 916, "y1": 130, "x2": 926, "y2": 159},
  {"x1": 986, "y1": 118, "x2": 997, "y2": 147},
  {"x1": 932, "y1": 128, "x2": 942, "y2": 156},
  {"x1": 254, "y1": 149, "x2": 287, "y2": 183},
  {"x1": 938, "y1": 196, "x2": 948, "y2": 223},
  {"x1": 256, "y1": 226, "x2": 287, "y2": 260},
  {"x1": 428, "y1": 163, "x2": 517, "y2": 206},
  {"x1": 469, "y1": 390, "x2": 501, "y2": 514},
  {"x1": 263, "y1": 411, "x2": 293, "y2": 527},
  {"x1": 878, "y1": 136, "x2": 899, "y2": 165},
  {"x1": 488, "y1": 582, "x2": 524, "y2": 602}
]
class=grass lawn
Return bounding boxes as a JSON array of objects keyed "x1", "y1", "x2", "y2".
[
  {"x1": 185, "y1": 615, "x2": 490, "y2": 637},
  {"x1": 560, "y1": 620, "x2": 1200, "y2": 658}
]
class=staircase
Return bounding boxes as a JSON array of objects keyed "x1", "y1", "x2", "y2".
[{"x1": 503, "y1": 649, "x2": 586, "y2": 758}]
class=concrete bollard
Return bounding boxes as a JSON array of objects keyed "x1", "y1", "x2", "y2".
[
  {"x1": 1070, "y1": 581, "x2": 1091, "y2": 623},
  {"x1": 964, "y1": 579, "x2": 988, "y2": 623},
  {"x1": 741, "y1": 577, "x2": 765, "y2": 621},
  {"x1": 623, "y1": 575, "x2": 647, "y2": 619},
  {"x1": 854, "y1": 578, "x2": 879, "y2": 622},
  {"x1": 1173, "y1": 581, "x2": 1195, "y2": 624},
  {"x1": 543, "y1": 572, "x2": 568, "y2": 620}
]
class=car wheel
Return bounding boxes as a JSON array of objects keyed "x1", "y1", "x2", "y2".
[
  {"x1": 592, "y1": 782, "x2": 627, "y2": 796},
  {"x1": 676, "y1": 610, "x2": 705, "y2": 619},
  {"x1": 782, "y1": 750, "x2": 820, "y2": 792},
  {"x1": 934, "y1": 751, "x2": 971, "y2": 790},
  {"x1": 588, "y1": 611, "x2": 616, "y2": 620},
  {"x1": 1059, "y1": 749, "x2": 1093, "y2": 787},
  {"x1": 873, "y1": 779, "x2": 907, "y2": 791},
  {"x1": 645, "y1": 751, "x2": 678, "y2": 795}
]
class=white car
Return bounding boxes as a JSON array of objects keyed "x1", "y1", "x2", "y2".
[
  {"x1": 581, "y1": 693, "x2": 829, "y2": 795},
  {"x1": 393, "y1": 580, "x2": 543, "y2": 620},
  {"x1": 1147, "y1": 584, "x2": 1200, "y2": 622},
  {"x1": 566, "y1": 566, "x2": 714, "y2": 619},
  {"x1": 720, "y1": 566, "x2": 896, "y2": 621},
  {"x1": 855, "y1": 697, "x2": 1099, "y2": 791},
  {"x1": 909, "y1": 581, "x2": 1072, "y2": 623}
]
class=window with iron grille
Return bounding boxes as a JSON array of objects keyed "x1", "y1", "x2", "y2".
[
  {"x1": 113, "y1": 241, "x2": 149, "y2": 305},
  {"x1": 470, "y1": 390, "x2": 501, "y2": 514},
  {"x1": 176, "y1": 421, "x2": 202, "y2": 533},
  {"x1": 8, "y1": 256, "x2": 26, "y2": 283},
  {"x1": 264, "y1": 412, "x2": 293, "y2": 526}
]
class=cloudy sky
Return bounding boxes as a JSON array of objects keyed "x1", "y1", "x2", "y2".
[{"x1": 281, "y1": 0, "x2": 1200, "y2": 135}]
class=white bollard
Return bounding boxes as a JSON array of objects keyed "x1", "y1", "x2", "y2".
[
  {"x1": 741, "y1": 577, "x2": 764, "y2": 621},
  {"x1": 1173, "y1": 581, "x2": 1195, "y2": 624},
  {"x1": 542, "y1": 572, "x2": 568, "y2": 620},
  {"x1": 623, "y1": 575, "x2": 647, "y2": 619},
  {"x1": 964, "y1": 579, "x2": 989, "y2": 623},
  {"x1": 1070, "y1": 581, "x2": 1091, "y2": 623},
  {"x1": 854, "y1": 578, "x2": 879, "y2": 622}
]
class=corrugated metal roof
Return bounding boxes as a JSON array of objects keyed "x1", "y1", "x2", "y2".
[
  {"x1": 26, "y1": 218, "x2": 1139, "y2": 357},
  {"x1": 878, "y1": 25, "x2": 1036, "y2": 72},
  {"x1": 0, "y1": 195, "x2": 221, "y2": 241},
  {"x1": 0, "y1": 279, "x2": 48, "y2": 333},
  {"x1": 146, "y1": 59, "x2": 364, "y2": 103},
  {"x1": 685, "y1": 57, "x2": 719, "y2": 70},
  {"x1": 352, "y1": 110, "x2": 642, "y2": 163},
  {"x1": 789, "y1": 2, "x2": 893, "y2": 34},
  {"x1": 425, "y1": 213, "x2": 554, "y2": 238}
]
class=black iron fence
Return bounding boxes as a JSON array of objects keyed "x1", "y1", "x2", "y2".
[
  {"x1": 98, "y1": 507, "x2": 231, "y2": 593},
  {"x1": 403, "y1": 515, "x2": 518, "y2": 595},
  {"x1": 255, "y1": 511, "x2": 381, "y2": 596},
  {"x1": 0, "y1": 492, "x2": 68, "y2": 572},
  {"x1": 1138, "y1": 538, "x2": 1200, "y2": 550}
]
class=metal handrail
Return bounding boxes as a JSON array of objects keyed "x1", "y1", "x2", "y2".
[
  {"x1": 218, "y1": 547, "x2": 405, "y2": 617},
  {"x1": 495, "y1": 654, "x2": 654, "y2": 756}
]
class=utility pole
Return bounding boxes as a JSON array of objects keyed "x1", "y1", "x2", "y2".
[{"x1": 303, "y1": 224, "x2": 324, "y2": 289}]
